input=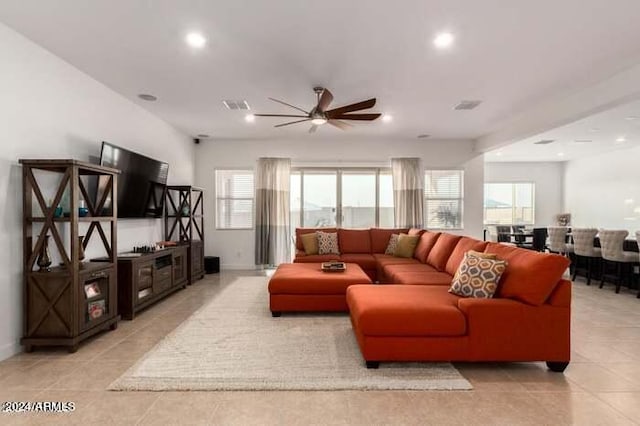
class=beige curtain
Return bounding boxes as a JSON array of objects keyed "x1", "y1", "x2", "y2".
[
  {"x1": 255, "y1": 158, "x2": 291, "y2": 266},
  {"x1": 391, "y1": 157, "x2": 424, "y2": 228}
]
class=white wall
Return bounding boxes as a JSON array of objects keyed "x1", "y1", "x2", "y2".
[
  {"x1": 564, "y1": 146, "x2": 640, "y2": 234},
  {"x1": 484, "y1": 162, "x2": 565, "y2": 227},
  {"x1": 0, "y1": 23, "x2": 194, "y2": 360},
  {"x1": 195, "y1": 138, "x2": 484, "y2": 269}
]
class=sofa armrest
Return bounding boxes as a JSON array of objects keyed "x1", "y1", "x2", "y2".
[{"x1": 457, "y1": 296, "x2": 571, "y2": 361}]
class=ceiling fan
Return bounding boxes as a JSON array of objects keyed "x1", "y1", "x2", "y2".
[{"x1": 253, "y1": 87, "x2": 381, "y2": 133}]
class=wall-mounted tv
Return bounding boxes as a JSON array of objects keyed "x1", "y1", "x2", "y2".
[{"x1": 99, "y1": 142, "x2": 169, "y2": 218}]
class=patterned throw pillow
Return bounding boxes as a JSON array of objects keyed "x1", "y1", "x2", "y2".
[
  {"x1": 394, "y1": 234, "x2": 420, "y2": 258},
  {"x1": 300, "y1": 232, "x2": 319, "y2": 255},
  {"x1": 317, "y1": 231, "x2": 340, "y2": 255},
  {"x1": 385, "y1": 234, "x2": 400, "y2": 255},
  {"x1": 449, "y1": 251, "x2": 508, "y2": 298}
]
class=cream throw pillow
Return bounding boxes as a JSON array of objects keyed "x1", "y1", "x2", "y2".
[
  {"x1": 317, "y1": 231, "x2": 340, "y2": 255},
  {"x1": 394, "y1": 234, "x2": 420, "y2": 258},
  {"x1": 449, "y1": 251, "x2": 507, "y2": 298},
  {"x1": 300, "y1": 233, "x2": 319, "y2": 255}
]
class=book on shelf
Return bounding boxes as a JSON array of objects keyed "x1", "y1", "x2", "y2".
[{"x1": 87, "y1": 299, "x2": 105, "y2": 320}]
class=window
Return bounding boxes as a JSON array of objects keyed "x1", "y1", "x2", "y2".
[
  {"x1": 484, "y1": 182, "x2": 535, "y2": 225},
  {"x1": 215, "y1": 170, "x2": 254, "y2": 229},
  {"x1": 290, "y1": 168, "x2": 393, "y2": 228},
  {"x1": 424, "y1": 170, "x2": 464, "y2": 229}
]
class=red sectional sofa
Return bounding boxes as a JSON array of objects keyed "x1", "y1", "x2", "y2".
[{"x1": 293, "y1": 227, "x2": 572, "y2": 372}]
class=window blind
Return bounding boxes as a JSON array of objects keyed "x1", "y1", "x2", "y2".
[
  {"x1": 424, "y1": 170, "x2": 464, "y2": 229},
  {"x1": 215, "y1": 170, "x2": 254, "y2": 229}
]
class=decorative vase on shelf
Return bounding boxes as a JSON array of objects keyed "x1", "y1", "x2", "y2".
[
  {"x1": 37, "y1": 235, "x2": 52, "y2": 272},
  {"x1": 181, "y1": 205, "x2": 190, "y2": 216},
  {"x1": 78, "y1": 236, "x2": 86, "y2": 267},
  {"x1": 78, "y1": 200, "x2": 89, "y2": 217}
]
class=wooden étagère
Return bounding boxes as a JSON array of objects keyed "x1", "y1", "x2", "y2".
[
  {"x1": 164, "y1": 186, "x2": 205, "y2": 283},
  {"x1": 20, "y1": 159, "x2": 120, "y2": 352}
]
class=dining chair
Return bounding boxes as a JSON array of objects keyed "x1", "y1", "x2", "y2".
[
  {"x1": 486, "y1": 226, "x2": 499, "y2": 242},
  {"x1": 571, "y1": 228, "x2": 601, "y2": 285},
  {"x1": 636, "y1": 231, "x2": 640, "y2": 298},
  {"x1": 599, "y1": 229, "x2": 640, "y2": 294},
  {"x1": 532, "y1": 228, "x2": 548, "y2": 251},
  {"x1": 496, "y1": 225, "x2": 512, "y2": 243}
]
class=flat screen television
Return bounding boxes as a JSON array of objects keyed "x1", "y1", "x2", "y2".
[{"x1": 99, "y1": 142, "x2": 169, "y2": 218}]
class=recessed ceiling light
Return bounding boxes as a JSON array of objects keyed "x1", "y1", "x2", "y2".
[
  {"x1": 245, "y1": 114, "x2": 255, "y2": 123},
  {"x1": 625, "y1": 116, "x2": 638, "y2": 121},
  {"x1": 557, "y1": 152, "x2": 565, "y2": 157},
  {"x1": 495, "y1": 152, "x2": 503, "y2": 157},
  {"x1": 138, "y1": 94, "x2": 157, "y2": 102},
  {"x1": 433, "y1": 32, "x2": 455, "y2": 49},
  {"x1": 185, "y1": 32, "x2": 206, "y2": 48},
  {"x1": 382, "y1": 114, "x2": 393, "y2": 123},
  {"x1": 616, "y1": 136, "x2": 627, "y2": 143}
]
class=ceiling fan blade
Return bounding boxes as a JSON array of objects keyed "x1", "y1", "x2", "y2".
[
  {"x1": 274, "y1": 118, "x2": 312, "y2": 128},
  {"x1": 326, "y1": 98, "x2": 376, "y2": 117},
  {"x1": 268, "y1": 97, "x2": 309, "y2": 114},
  {"x1": 253, "y1": 113, "x2": 309, "y2": 118},
  {"x1": 317, "y1": 89, "x2": 334, "y2": 111},
  {"x1": 308, "y1": 125, "x2": 318, "y2": 133},
  {"x1": 332, "y1": 113, "x2": 382, "y2": 121},
  {"x1": 328, "y1": 120, "x2": 352, "y2": 131}
]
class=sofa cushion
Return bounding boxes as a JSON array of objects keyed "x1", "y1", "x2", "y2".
[
  {"x1": 296, "y1": 228, "x2": 337, "y2": 251},
  {"x1": 340, "y1": 254, "x2": 377, "y2": 271},
  {"x1": 449, "y1": 251, "x2": 507, "y2": 298},
  {"x1": 338, "y1": 229, "x2": 371, "y2": 254},
  {"x1": 444, "y1": 237, "x2": 489, "y2": 275},
  {"x1": 300, "y1": 232, "x2": 319, "y2": 255},
  {"x1": 394, "y1": 234, "x2": 420, "y2": 258},
  {"x1": 426, "y1": 233, "x2": 462, "y2": 271},
  {"x1": 293, "y1": 254, "x2": 341, "y2": 263},
  {"x1": 317, "y1": 231, "x2": 340, "y2": 255},
  {"x1": 413, "y1": 231, "x2": 441, "y2": 262},
  {"x1": 373, "y1": 254, "x2": 422, "y2": 267},
  {"x1": 484, "y1": 242, "x2": 570, "y2": 306},
  {"x1": 383, "y1": 264, "x2": 437, "y2": 282},
  {"x1": 370, "y1": 228, "x2": 409, "y2": 253},
  {"x1": 346, "y1": 285, "x2": 466, "y2": 336},
  {"x1": 385, "y1": 234, "x2": 400, "y2": 255},
  {"x1": 391, "y1": 271, "x2": 453, "y2": 286}
]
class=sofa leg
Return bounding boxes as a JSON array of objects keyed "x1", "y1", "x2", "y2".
[
  {"x1": 546, "y1": 361, "x2": 569, "y2": 373},
  {"x1": 366, "y1": 361, "x2": 380, "y2": 369},
  {"x1": 271, "y1": 311, "x2": 281, "y2": 317}
]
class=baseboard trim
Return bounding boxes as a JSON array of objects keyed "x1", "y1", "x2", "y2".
[
  {"x1": 221, "y1": 264, "x2": 258, "y2": 270},
  {"x1": 0, "y1": 340, "x2": 22, "y2": 362}
]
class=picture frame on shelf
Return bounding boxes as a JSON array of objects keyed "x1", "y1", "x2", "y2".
[
  {"x1": 84, "y1": 282, "x2": 101, "y2": 298},
  {"x1": 87, "y1": 299, "x2": 105, "y2": 320}
]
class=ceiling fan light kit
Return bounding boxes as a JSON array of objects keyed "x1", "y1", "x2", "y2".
[{"x1": 253, "y1": 87, "x2": 381, "y2": 132}]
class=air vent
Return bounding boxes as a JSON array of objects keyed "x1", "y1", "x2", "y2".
[
  {"x1": 573, "y1": 139, "x2": 593, "y2": 144},
  {"x1": 453, "y1": 100, "x2": 482, "y2": 110},
  {"x1": 417, "y1": 134, "x2": 431, "y2": 139},
  {"x1": 534, "y1": 139, "x2": 555, "y2": 145},
  {"x1": 222, "y1": 100, "x2": 250, "y2": 110}
]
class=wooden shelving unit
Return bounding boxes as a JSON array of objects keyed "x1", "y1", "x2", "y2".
[
  {"x1": 20, "y1": 159, "x2": 120, "y2": 352},
  {"x1": 164, "y1": 186, "x2": 205, "y2": 283}
]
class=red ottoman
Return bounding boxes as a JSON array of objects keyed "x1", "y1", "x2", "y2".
[{"x1": 268, "y1": 263, "x2": 373, "y2": 316}]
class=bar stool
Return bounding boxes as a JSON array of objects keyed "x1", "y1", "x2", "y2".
[
  {"x1": 599, "y1": 230, "x2": 639, "y2": 293},
  {"x1": 571, "y1": 228, "x2": 601, "y2": 285},
  {"x1": 547, "y1": 226, "x2": 573, "y2": 255}
]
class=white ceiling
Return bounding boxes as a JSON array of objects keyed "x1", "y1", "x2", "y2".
[
  {"x1": 486, "y1": 98, "x2": 640, "y2": 162},
  {"x1": 2, "y1": 1, "x2": 640, "y2": 141}
]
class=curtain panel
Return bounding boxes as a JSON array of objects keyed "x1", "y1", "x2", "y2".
[
  {"x1": 255, "y1": 158, "x2": 291, "y2": 265},
  {"x1": 391, "y1": 157, "x2": 424, "y2": 228}
]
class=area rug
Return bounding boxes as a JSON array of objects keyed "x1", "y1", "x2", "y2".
[{"x1": 109, "y1": 277, "x2": 472, "y2": 391}]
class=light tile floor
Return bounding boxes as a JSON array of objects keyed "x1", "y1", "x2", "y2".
[{"x1": 0, "y1": 270, "x2": 639, "y2": 425}]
